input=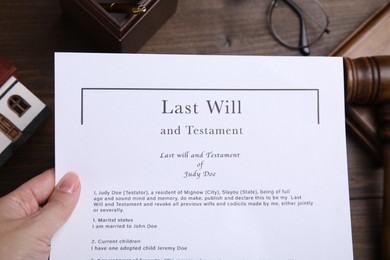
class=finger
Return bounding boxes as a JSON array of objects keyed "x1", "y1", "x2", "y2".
[
  {"x1": 33, "y1": 172, "x2": 81, "y2": 236},
  {"x1": 0, "y1": 169, "x2": 56, "y2": 219}
]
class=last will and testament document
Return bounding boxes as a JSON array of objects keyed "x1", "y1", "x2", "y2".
[{"x1": 53, "y1": 53, "x2": 353, "y2": 260}]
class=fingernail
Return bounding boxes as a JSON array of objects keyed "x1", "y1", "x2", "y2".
[{"x1": 57, "y1": 172, "x2": 80, "y2": 193}]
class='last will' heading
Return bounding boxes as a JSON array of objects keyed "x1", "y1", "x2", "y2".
[{"x1": 161, "y1": 100, "x2": 242, "y2": 115}]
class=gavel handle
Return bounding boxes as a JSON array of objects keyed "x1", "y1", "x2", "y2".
[
  {"x1": 345, "y1": 55, "x2": 390, "y2": 259},
  {"x1": 380, "y1": 109, "x2": 390, "y2": 259}
]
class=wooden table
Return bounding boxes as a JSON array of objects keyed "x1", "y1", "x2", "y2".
[{"x1": 0, "y1": 0, "x2": 388, "y2": 259}]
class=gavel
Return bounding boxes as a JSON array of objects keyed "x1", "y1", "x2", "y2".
[{"x1": 344, "y1": 55, "x2": 390, "y2": 259}]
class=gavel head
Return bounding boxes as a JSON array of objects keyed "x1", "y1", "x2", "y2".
[{"x1": 345, "y1": 56, "x2": 390, "y2": 104}]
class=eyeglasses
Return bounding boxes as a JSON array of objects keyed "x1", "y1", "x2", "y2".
[{"x1": 267, "y1": 0, "x2": 330, "y2": 55}]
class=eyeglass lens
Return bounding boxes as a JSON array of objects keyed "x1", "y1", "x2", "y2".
[{"x1": 267, "y1": 0, "x2": 329, "y2": 55}]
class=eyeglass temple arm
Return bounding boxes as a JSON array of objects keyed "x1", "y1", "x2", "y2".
[{"x1": 281, "y1": 0, "x2": 310, "y2": 55}]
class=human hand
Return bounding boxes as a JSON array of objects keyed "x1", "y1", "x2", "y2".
[{"x1": 0, "y1": 169, "x2": 80, "y2": 260}]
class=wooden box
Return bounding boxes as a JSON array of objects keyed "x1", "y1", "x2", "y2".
[{"x1": 59, "y1": 0, "x2": 178, "y2": 52}]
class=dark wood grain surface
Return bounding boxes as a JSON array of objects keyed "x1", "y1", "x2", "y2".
[{"x1": 0, "y1": 0, "x2": 388, "y2": 259}]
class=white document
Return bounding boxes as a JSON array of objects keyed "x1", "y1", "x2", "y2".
[{"x1": 53, "y1": 53, "x2": 353, "y2": 260}]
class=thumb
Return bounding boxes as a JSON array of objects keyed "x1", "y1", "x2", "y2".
[{"x1": 34, "y1": 172, "x2": 81, "y2": 237}]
